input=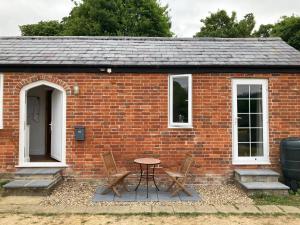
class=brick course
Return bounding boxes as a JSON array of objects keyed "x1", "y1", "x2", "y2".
[{"x1": 0, "y1": 72, "x2": 300, "y2": 184}]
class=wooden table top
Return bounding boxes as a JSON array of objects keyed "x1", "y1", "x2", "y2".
[{"x1": 134, "y1": 158, "x2": 160, "y2": 165}]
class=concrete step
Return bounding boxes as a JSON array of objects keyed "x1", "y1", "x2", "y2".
[
  {"x1": 14, "y1": 168, "x2": 62, "y2": 180},
  {"x1": 238, "y1": 181, "x2": 290, "y2": 196},
  {"x1": 2, "y1": 177, "x2": 62, "y2": 196},
  {"x1": 234, "y1": 169, "x2": 279, "y2": 183},
  {"x1": 2, "y1": 168, "x2": 64, "y2": 196}
]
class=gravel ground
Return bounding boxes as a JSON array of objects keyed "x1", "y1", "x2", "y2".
[{"x1": 41, "y1": 180, "x2": 253, "y2": 206}]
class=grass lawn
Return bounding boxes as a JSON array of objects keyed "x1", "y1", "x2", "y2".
[
  {"x1": 252, "y1": 190, "x2": 300, "y2": 207},
  {"x1": 0, "y1": 213, "x2": 300, "y2": 225}
]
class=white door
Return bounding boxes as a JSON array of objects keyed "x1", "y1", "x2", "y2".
[
  {"x1": 51, "y1": 89, "x2": 63, "y2": 161},
  {"x1": 232, "y1": 79, "x2": 269, "y2": 165}
]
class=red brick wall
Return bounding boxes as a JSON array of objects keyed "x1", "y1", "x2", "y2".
[{"x1": 0, "y1": 72, "x2": 300, "y2": 183}]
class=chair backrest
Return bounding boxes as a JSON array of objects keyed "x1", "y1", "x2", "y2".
[
  {"x1": 102, "y1": 151, "x2": 117, "y2": 176},
  {"x1": 179, "y1": 154, "x2": 194, "y2": 177}
]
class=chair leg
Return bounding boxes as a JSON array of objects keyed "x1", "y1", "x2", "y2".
[
  {"x1": 112, "y1": 186, "x2": 121, "y2": 197},
  {"x1": 167, "y1": 181, "x2": 176, "y2": 191},
  {"x1": 122, "y1": 180, "x2": 129, "y2": 192},
  {"x1": 172, "y1": 181, "x2": 192, "y2": 196}
]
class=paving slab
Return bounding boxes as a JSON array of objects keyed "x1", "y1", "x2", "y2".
[
  {"x1": 152, "y1": 205, "x2": 174, "y2": 213},
  {"x1": 194, "y1": 205, "x2": 218, "y2": 213},
  {"x1": 215, "y1": 205, "x2": 240, "y2": 213},
  {"x1": 235, "y1": 204, "x2": 261, "y2": 213},
  {"x1": 278, "y1": 205, "x2": 300, "y2": 214},
  {"x1": 86, "y1": 205, "x2": 133, "y2": 214},
  {"x1": 128, "y1": 205, "x2": 152, "y2": 213},
  {"x1": 173, "y1": 205, "x2": 196, "y2": 213},
  {"x1": 157, "y1": 190, "x2": 181, "y2": 201},
  {"x1": 0, "y1": 196, "x2": 44, "y2": 205},
  {"x1": 136, "y1": 187, "x2": 158, "y2": 202},
  {"x1": 44, "y1": 206, "x2": 87, "y2": 214},
  {"x1": 257, "y1": 205, "x2": 284, "y2": 213},
  {"x1": 93, "y1": 185, "x2": 200, "y2": 202}
]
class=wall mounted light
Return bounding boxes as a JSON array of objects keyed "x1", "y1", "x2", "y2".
[{"x1": 73, "y1": 83, "x2": 79, "y2": 96}]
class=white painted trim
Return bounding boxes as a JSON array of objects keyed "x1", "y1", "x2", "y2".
[
  {"x1": 19, "y1": 80, "x2": 67, "y2": 166},
  {"x1": 232, "y1": 79, "x2": 269, "y2": 165},
  {"x1": 168, "y1": 74, "x2": 192, "y2": 128},
  {"x1": 0, "y1": 74, "x2": 3, "y2": 129}
]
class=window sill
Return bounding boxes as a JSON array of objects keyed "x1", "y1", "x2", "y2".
[
  {"x1": 168, "y1": 126, "x2": 193, "y2": 129},
  {"x1": 232, "y1": 160, "x2": 271, "y2": 165}
]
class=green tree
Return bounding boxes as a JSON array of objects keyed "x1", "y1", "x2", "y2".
[
  {"x1": 20, "y1": 20, "x2": 63, "y2": 36},
  {"x1": 195, "y1": 10, "x2": 256, "y2": 38},
  {"x1": 271, "y1": 16, "x2": 300, "y2": 50},
  {"x1": 253, "y1": 24, "x2": 274, "y2": 37},
  {"x1": 20, "y1": 0, "x2": 172, "y2": 37}
]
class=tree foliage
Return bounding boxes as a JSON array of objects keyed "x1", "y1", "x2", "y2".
[
  {"x1": 271, "y1": 16, "x2": 300, "y2": 50},
  {"x1": 194, "y1": 10, "x2": 255, "y2": 38},
  {"x1": 20, "y1": 0, "x2": 172, "y2": 37},
  {"x1": 20, "y1": 21, "x2": 63, "y2": 36},
  {"x1": 253, "y1": 24, "x2": 274, "y2": 37}
]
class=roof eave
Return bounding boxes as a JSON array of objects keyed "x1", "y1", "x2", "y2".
[{"x1": 0, "y1": 64, "x2": 300, "y2": 74}]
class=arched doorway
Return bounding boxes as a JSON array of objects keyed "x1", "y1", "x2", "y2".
[{"x1": 19, "y1": 80, "x2": 66, "y2": 167}]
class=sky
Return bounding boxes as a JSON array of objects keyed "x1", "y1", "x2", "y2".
[{"x1": 0, "y1": 0, "x2": 299, "y2": 37}]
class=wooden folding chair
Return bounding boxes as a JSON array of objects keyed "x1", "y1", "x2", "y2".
[
  {"x1": 101, "y1": 151, "x2": 131, "y2": 197},
  {"x1": 164, "y1": 154, "x2": 194, "y2": 196}
]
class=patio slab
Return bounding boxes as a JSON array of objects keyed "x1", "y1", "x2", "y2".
[
  {"x1": 152, "y1": 205, "x2": 174, "y2": 213},
  {"x1": 235, "y1": 204, "x2": 261, "y2": 213},
  {"x1": 257, "y1": 205, "x2": 284, "y2": 213},
  {"x1": 278, "y1": 205, "x2": 300, "y2": 214},
  {"x1": 194, "y1": 205, "x2": 218, "y2": 213},
  {"x1": 93, "y1": 185, "x2": 201, "y2": 202},
  {"x1": 215, "y1": 205, "x2": 240, "y2": 213}
]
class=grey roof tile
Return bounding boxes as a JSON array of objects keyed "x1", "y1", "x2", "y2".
[{"x1": 0, "y1": 36, "x2": 299, "y2": 67}]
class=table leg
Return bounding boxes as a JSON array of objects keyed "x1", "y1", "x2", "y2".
[
  {"x1": 152, "y1": 165, "x2": 159, "y2": 191},
  {"x1": 135, "y1": 164, "x2": 143, "y2": 191},
  {"x1": 146, "y1": 164, "x2": 149, "y2": 198}
]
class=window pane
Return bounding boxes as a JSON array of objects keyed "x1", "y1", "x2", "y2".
[
  {"x1": 238, "y1": 143, "x2": 250, "y2": 156},
  {"x1": 251, "y1": 128, "x2": 263, "y2": 142},
  {"x1": 250, "y1": 99, "x2": 262, "y2": 113},
  {"x1": 250, "y1": 114, "x2": 263, "y2": 127},
  {"x1": 237, "y1": 85, "x2": 249, "y2": 98},
  {"x1": 237, "y1": 100, "x2": 249, "y2": 113},
  {"x1": 238, "y1": 114, "x2": 249, "y2": 127},
  {"x1": 173, "y1": 77, "x2": 189, "y2": 123},
  {"x1": 251, "y1": 143, "x2": 264, "y2": 156},
  {"x1": 250, "y1": 85, "x2": 262, "y2": 98},
  {"x1": 238, "y1": 128, "x2": 250, "y2": 142}
]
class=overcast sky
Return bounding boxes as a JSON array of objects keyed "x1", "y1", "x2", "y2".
[{"x1": 0, "y1": 0, "x2": 299, "y2": 37}]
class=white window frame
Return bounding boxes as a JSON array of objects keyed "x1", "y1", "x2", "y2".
[
  {"x1": 232, "y1": 79, "x2": 270, "y2": 165},
  {"x1": 168, "y1": 74, "x2": 192, "y2": 128},
  {"x1": 0, "y1": 74, "x2": 3, "y2": 129}
]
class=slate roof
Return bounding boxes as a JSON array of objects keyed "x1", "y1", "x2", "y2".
[{"x1": 0, "y1": 36, "x2": 299, "y2": 67}]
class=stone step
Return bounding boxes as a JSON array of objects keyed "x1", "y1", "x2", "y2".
[
  {"x1": 238, "y1": 181, "x2": 290, "y2": 196},
  {"x1": 2, "y1": 177, "x2": 62, "y2": 196},
  {"x1": 234, "y1": 169, "x2": 279, "y2": 183},
  {"x1": 14, "y1": 168, "x2": 62, "y2": 180}
]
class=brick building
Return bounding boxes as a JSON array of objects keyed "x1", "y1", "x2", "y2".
[{"x1": 0, "y1": 37, "x2": 300, "y2": 184}]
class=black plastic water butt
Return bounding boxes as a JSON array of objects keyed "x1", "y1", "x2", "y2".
[{"x1": 280, "y1": 137, "x2": 300, "y2": 191}]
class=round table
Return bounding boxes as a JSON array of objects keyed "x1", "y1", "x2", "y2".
[{"x1": 134, "y1": 158, "x2": 161, "y2": 198}]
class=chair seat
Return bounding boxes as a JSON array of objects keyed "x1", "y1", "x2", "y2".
[
  {"x1": 165, "y1": 170, "x2": 184, "y2": 178},
  {"x1": 111, "y1": 171, "x2": 131, "y2": 178}
]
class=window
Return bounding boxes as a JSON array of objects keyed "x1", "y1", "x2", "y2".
[
  {"x1": 168, "y1": 74, "x2": 192, "y2": 128},
  {"x1": 232, "y1": 79, "x2": 269, "y2": 164},
  {"x1": 0, "y1": 74, "x2": 3, "y2": 129}
]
